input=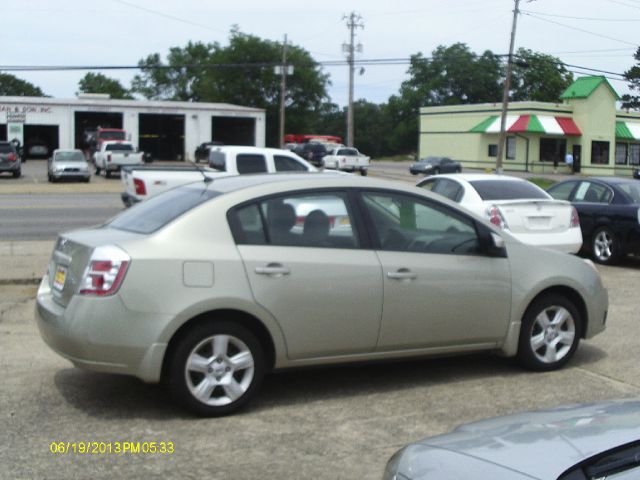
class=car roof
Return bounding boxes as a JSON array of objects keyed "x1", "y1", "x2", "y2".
[
  {"x1": 423, "y1": 173, "x2": 527, "y2": 182},
  {"x1": 183, "y1": 172, "x2": 415, "y2": 196},
  {"x1": 53, "y1": 149, "x2": 84, "y2": 154},
  {"x1": 212, "y1": 146, "x2": 300, "y2": 155}
]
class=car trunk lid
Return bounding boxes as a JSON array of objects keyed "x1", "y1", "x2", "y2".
[
  {"x1": 489, "y1": 199, "x2": 572, "y2": 234},
  {"x1": 48, "y1": 228, "x2": 140, "y2": 308}
]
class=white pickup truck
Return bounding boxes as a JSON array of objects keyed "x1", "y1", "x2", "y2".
[
  {"x1": 322, "y1": 146, "x2": 369, "y2": 176},
  {"x1": 120, "y1": 146, "x2": 317, "y2": 207},
  {"x1": 94, "y1": 141, "x2": 145, "y2": 178}
]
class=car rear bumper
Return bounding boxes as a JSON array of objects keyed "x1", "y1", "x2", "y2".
[
  {"x1": 35, "y1": 275, "x2": 168, "y2": 382},
  {"x1": 121, "y1": 192, "x2": 141, "y2": 208},
  {"x1": 51, "y1": 171, "x2": 90, "y2": 180}
]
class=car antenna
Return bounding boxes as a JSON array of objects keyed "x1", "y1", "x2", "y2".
[{"x1": 187, "y1": 158, "x2": 213, "y2": 183}]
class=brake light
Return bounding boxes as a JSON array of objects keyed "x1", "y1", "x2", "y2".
[
  {"x1": 7, "y1": 153, "x2": 16, "y2": 162},
  {"x1": 133, "y1": 178, "x2": 147, "y2": 196},
  {"x1": 486, "y1": 205, "x2": 508, "y2": 229},
  {"x1": 79, "y1": 245, "x2": 130, "y2": 296},
  {"x1": 570, "y1": 207, "x2": 580, "y2": 228}
]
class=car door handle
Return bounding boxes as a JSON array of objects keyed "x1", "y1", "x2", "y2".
[
  {"x1": 255, "y1": 263, "x2": 290, "y2": 276},
  {"x1": 387, "y1": 269, "x2": 417, "y2": 280}
]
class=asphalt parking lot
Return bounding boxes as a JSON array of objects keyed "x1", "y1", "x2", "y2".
[{"x1": 1, "y1": 161, "x2": 639, "y2": 479}]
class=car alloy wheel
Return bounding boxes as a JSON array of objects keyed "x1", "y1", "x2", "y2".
[
  {"x1": 592, "y1": 227, "x2": 619, "y2": 265},
  {"x1": 168, "y1": 321, "x2": 265, "y2": 416},
  {"x1": 518, "y1": 294, "x2": 580, "y2": 371}
]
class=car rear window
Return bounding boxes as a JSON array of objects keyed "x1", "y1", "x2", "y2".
[
  {"x1": 106, "y1": 143, "x2": 133, "y2": 151},
  {"x1": 616, "y1": 181, "x2": 640, "y2": 203},
  {"x1": 469, "y1": 179, "x2": 549, "y2": 200},
  {"x1": 109, "y1": 187, "x2": 221, "y2": 234},
  {"x1": 0, "y1": 143, "x2": 14, "y2": 153}
]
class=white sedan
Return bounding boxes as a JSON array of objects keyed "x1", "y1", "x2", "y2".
[{"x1": 417, "y1": 173, "x2": 582, "y2": 254}]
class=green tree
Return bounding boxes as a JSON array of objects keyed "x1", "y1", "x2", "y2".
[
  {"x1": 77, "y1": 72, "x2": 133, "y2": 99},
  {"x1": 622, "y1": 47, "x2": 640, "y2": 109},
  {"x1": 510, "y1": 48, "x2": 573, "y2": 102},
  {"x1": 0, "y1": 73, "x2": 46, "y2": 96},
  {"x1": 386, "y1": 43, "x2": 502, "y2": 154},
  {"x1": 131, "y1": 29, "x2": 330, "y2": 146}
]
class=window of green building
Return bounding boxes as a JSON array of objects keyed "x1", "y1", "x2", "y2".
[
  {"x1": 591, "y1": 141, "x2": 610, "y2": 165},
  {"x1": 616, "y1": 143, "x2": 628, "y2": 165},
  {"x1": 631, "y1": 144, "x2": 640, "y2": 166},
  {"x1": 506, "y1": 137, "x2": 516, "y2": 160}
]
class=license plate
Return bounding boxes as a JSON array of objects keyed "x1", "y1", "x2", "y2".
[{"x1": 53, "y1": 265, "x2": 67, "y2": 291}]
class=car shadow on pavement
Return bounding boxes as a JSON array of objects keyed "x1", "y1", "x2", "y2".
[
  {"x1": 53, "y1": 369, "x2": 188, "y2": 420},
  {"x1": 52, "y1": 347, "x2": 608, "y2": 418}
]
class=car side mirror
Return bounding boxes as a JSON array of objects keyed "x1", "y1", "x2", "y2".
[{"x1": 477, "y1": 223, "x2": 507, "y2": 258}]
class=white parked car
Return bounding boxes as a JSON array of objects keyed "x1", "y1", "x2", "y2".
[{"x1": 418, "y1": 173, "x2": 583, "y2": 254}]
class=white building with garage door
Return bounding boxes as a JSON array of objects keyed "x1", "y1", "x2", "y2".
[{"x1": 0, "y1": 93, "x2": 265, "y2": 161}]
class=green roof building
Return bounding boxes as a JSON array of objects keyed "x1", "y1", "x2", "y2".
[{"x1": 419, "y1": 76, "x2": 640, "y2": 175}]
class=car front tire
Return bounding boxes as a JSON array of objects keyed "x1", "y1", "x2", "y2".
[
  {"x1": 517, "y1": 294, "x2": 581, "y2": 371},
  {"x1": 166, "y1": 321, "x2": 265, "y2": 417},
  {"x1": 591, "y1": 226, "x2": 620, "y2": 265}
]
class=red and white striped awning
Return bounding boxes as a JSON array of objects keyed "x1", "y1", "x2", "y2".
[{"x1": 471, "y1": 115, "x2": 581, "y2": 136}]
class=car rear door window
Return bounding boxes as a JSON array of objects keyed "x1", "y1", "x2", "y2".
[
  {"x1": 574, "y1": 181, "x2": 613, "y2": 203},
  {"x1": 274, "y1": 155, "x2": 308, "y2": 172},
  {"x1": 231, "y1": 192, "x2": 359, "y2": 249},
  {"x1": 361, "y1": 191, "x2": 479, "y2": 255},
  {"x1": 236, "y1": 154, "x2": 268, "y2": 174}
]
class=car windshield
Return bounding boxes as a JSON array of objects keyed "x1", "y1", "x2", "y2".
[
  {"x1": 470, "y1": 179, "x2": 549, "y2": 200},
  {"x1": 54, "y1": 151, "x2": 85, "y2": 162},
  {"x1": 615, "y1": 181, "x2": 640, "y2": 203},
  {"x1": 109, "y1": 186, "x2": 221, "y2": 234},
  {"x1": 421, "y1": 156, "x2": 440, "y2": 164},
  {"x1": 337, "y1": 148, "x2": 358, "y2": 156}
]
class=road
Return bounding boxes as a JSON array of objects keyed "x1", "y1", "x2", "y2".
[{"x1": 0, "y1": 193, "x2": 122, "y2": 240}]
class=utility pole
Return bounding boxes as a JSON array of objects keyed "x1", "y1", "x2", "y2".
[
  {"x1": 496, "y1": 0, "x2": 521, "y2": 174},
  {"x1": 276, "y1": 34, "x2": 292, "y2": 149},
  {"x1": 343, "y1": 12, "x2": 363, "y2": 147}
]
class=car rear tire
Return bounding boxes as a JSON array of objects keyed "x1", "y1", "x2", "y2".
[
  {"x1": 166, "y1": 321, "x2": 265, "y2": 416},
  {"x1": 105, "y1": 169, "x2": 111, "y2": 178},
  {"x1": 517, "y1": 294, "x2": 581, "y2": 371},
  {"x1": 591, "y1": 226, "x2": 620, "y2": 265},
  {"x1": 360, "y1": 169, "x2": 368, "y2": 176},
  {"x1": 95, "y1": 166, "x2": 101, "y2": 175},
  {"x1": 13, "y1": 169, "x2": 21, "y2": 178}
]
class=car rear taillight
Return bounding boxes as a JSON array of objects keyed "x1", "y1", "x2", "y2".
[
  {"x1": 7, "y1": 153, "x2": 16, "y2": 162},
  {"x1": 486, "y1": 205, "x2": 508, "y2": 229},
  {"x1": 133, "y1": 178, "x2": 147, "y2": 196},
  {"x1": 107, "y1": 154, "x2": 112, "y2": 162},
  {"x1": 79, "y1": 245, "x2": 130, "y2": 296},
  {"x1": 570, "y1": 207, "x2": 580, "y2": 228}
]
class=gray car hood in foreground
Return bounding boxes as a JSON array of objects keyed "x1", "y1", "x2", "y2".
[{"x1": 394, "y1": 399, "x2": 640, "y2": 479}]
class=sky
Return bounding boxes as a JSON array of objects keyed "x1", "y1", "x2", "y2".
[{"x1": 3, "y1": 0, "x2": 640, "y2": 106}]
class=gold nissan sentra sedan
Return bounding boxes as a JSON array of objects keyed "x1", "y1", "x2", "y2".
[{"x1": 36, "y1": 173, "x2": 608, "y2": 416}]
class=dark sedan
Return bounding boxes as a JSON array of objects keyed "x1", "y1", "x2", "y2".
[
  {"x1": 547, "y1": 177, "x2": 640, "y2": 264},
  {"x1": 410, "y1": 156, "x2": 461, "y2": 175}
]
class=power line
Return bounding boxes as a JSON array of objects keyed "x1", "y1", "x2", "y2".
[
  {"x1": 522, "y1": 11, "x2": 639, "y2": 47},
  {"x1": 521, "y1": 10, "x2": 640, "y2": 21},
  {"x1": 111, "y1": 0, "x2": 227, "y2": 34}
]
